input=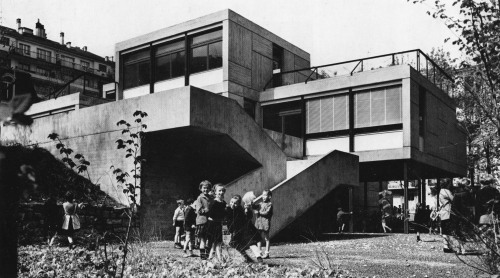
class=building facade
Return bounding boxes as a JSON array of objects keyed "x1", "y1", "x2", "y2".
[
  {"x1": 1, "y1": 10, "x2": 466, "y2": 237},
  {"x1": 0, "y1": 19, "x2": 115, "y2": 101}
]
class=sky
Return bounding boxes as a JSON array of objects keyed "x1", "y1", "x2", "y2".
[{"x1": 0, "y1": 0, "x2": 462, "y2": 66}]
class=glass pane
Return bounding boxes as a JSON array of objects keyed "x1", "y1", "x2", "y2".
[
  {"x1": 320, "y1": 97, "x2": 334, "y2": 132},
  {"x1": 284, "y1": 114, "x2": 302, "y2": 137},
  {"x1": 171, "y1": 51, "x2": 185, "y2": 78},
  {"x1": 156, "y1": 40, "x2": 184, "y2": 56},
  {"x1": 124, "y1": 48, "x2": 150, "y2": 64},
  {"x1": 307, "y1": 99, "x2": 321, "y2": 133},
  {"x1": 371, "y1": 88, "x2": 386, "y2": 126},
  {"x1": 191, "y1": 45, "x2": 207, "y2": 74},
  {"x1": 155, "y1": 55, "x2": 171, "y2": 81},
  {"x1": 208, "y1": 41, "x2": 222, "y2": 69},
  {"x1": 355, "y1": 91, "x2": 370, "y2": 128},
  {"x1": 334, "y1": 95, "x2": 348, "y2": 130},
  {"x1": 123, "y1": 60, "x2": 150, "y2": 89},
  {"x1": 192, "y1": 29, "x2": 222, "y2": 46},
  {"x1": 386, "y1": 86, "x2": 402, "y2": 124}
]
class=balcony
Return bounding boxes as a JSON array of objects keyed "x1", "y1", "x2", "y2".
[
  {"x1": 9, "y1": 46, "x2": 110, "y2": 77},
  {"x1": 264, "y1": 49, "x2": 454, "y2": 96}
]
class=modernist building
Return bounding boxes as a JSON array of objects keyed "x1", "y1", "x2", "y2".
[
  {"x1": 0, "y1": 19, "x2": 115, "y2": 102},
  {"x1": 1, "y1": 10, "x2": 466, "y2": 237}
]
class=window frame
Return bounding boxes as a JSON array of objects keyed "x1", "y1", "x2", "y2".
[
  {"x1": 19, "y1": 43, "x2": 30, "y2": 55},
  {"x1": 37, "y1": 48, "x2": 51, "y2": 62},
  {"x1": 154, "y1": 38, "x2": 185, "y2": 82},
  {"x1": 189, "y1": 28, "x2": 222, "y2": 74},
  {"x1": 122, "y1": 47, "x2": 151, "y2": 90}
]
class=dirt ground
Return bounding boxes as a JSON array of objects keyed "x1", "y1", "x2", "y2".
[{"x1": 165, "y1": 233, "x2": 485, "y2": 278}]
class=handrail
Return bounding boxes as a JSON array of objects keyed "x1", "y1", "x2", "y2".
[
  {"x1": 263, "y1": 49, "x2": 454, "y2": 92},
  {"x1": 44, "y1": 72, "x2": 86, "y2": 99}
]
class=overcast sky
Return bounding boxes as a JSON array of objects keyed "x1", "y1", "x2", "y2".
[{"x1": 1, "y1": 0, "x2": 461, "y2": 65}]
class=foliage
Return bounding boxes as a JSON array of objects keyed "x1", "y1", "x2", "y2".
[
  {"x1": 111, "y1": 110, "x2": 148, "y2": 277},
  {"x1": 409, "y1": 0, "x2": 500, "y2": 180},
  {"x1": 17, "y1": 243, "x2": 353, "y2": 278}
]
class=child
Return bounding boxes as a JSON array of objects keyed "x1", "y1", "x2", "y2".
[
  {"x1": 194, "y1": 180, "x2": 213, "y2": 259},
  {"x1": 183, "y1": 198, "x2": 196, "y2": 257},
  {"x1": 207, "y1": 184, "x2": 226, "y2": 261},
  {"x1": 254, "y1": 189, "x2": 273, "y2": 258},
  {"x1": 226, "y1": 195, "x2": 263, "y2": 263},
  {"x1": 172, "y1": 199, "x2": 185, "y2": 249},
  {"x1": 61, "y1": 191, "x2": 84, "y2": 249}
]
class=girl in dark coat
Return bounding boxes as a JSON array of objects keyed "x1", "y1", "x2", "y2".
[{"x1": 226, "y1": 195, "x2": 263, "y2": 263}]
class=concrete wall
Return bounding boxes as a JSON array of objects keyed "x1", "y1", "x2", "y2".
[
  {"x1": 264, "y1": 129, "x2": 303, "y2": 159},
  {"x1": 409, "y1": 68, "x2": 467, "y2": 176},
  {"x1": 265, "y1": 150, "x2": 359, "y2": 238},
  {"x1": 2, "y1": 86, "x2": 288, "y2": 237}
]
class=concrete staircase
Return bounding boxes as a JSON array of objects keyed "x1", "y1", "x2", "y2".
[{"x1": 258, "y1": 151, "x2": 359, "y2": 238}]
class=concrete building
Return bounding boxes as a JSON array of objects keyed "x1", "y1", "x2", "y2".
[
  {"x1": 1, "y1": 9, "x2": 465, "y2": 237},
  {"x1": 0, "y1": 18, "x2": 115, "y2": 101}
]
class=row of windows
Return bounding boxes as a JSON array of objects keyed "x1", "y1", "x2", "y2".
[
  {"x1": 122, "y1": 29, "x2": 223, "y2": 90},
  {"x1": 306, "y1": 86, "x2": 402, "y2": 134},
  {"x1": 262, "y1": 86, "x2": 403, "y2": 138},
  {"x1": 17, "y1": 43, "x2": 105, "y2": 72}
]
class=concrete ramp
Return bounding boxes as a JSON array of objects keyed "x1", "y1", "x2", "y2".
[{"x1": 263, "y1": 150, "x2": 359, "y2": 238}]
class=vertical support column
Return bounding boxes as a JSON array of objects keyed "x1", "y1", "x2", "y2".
[
  {"x1": 417, "y1": 179, "x2": 422, "y2": 205},
  {"x1": 363, "y1": 181, "x2": 368, "y2": 212},
  {"x1": 421, "y1": 179, "x2": 426, "y2": 207},
  {"x1": 436, "y1": 178, "x2": 441, "y2": 208},
  {"x1": 184, "y1": 32, "x2": 189, "y2": 86},
  {"x1": 301, "y1": 96, "x2": 307, "y2": 158},
  {"x1": 149, "y1": 43, "x2": 155, "y2": 94},
  {"x1": 349, "y1": 186, "x2": 353, "y2": 232},
  {"x1": 404, "y1": 161, "x2": 409, "y2": 234},
  {"x1": 349, "y1": 88, "x2": 354, "y2": 152}
]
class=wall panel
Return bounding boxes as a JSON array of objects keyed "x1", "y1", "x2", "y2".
[
  {"x1": 228, "y1": 22, "x2": 252, "y2": 69},
  {"x1": 252, "y1": 33, "x2": 273, "y2": 59},
  {"x1": 251, "y1": 53, "x2": 273, "y2": 90}
]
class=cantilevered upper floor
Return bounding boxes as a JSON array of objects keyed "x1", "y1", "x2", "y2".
[
  {"x1": 115, "y1": 9, "x2": 311, "y2": 116},
  {"x1": 259, "y1": 50, "x2": 466, "y2": 180}
]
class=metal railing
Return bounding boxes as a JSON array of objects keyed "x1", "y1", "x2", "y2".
[
  {"x1": 9, "y1": 46, "x2": 110, "y2": 76},
  {"x1": 263, "y1": 49, "x2": 454, "y2": 95},
  {"x1": 43, "y1": 72, "x2": 100, "y2": 100}
]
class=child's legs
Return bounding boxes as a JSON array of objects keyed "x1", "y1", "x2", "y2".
[
  {"x1": 174, "y1": 226, "x2": 181, "y2": 243},
  {"x1": 262, "y1": 231, "x2": 270, "y2": 253},
  {"x1": 184, "y1": 231, "x2": 193, "y2": 251}
]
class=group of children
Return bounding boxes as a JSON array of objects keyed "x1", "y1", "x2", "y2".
[{"x1": 172, "y1": 180, "x2": 273, "y2": 263}]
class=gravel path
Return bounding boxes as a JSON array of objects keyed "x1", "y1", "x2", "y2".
[
  {"x1": 160, "y1": 233, "x2": 487, "y2": 277},
  {"x1": 266, "y1": 233, "x2": 484, "y2": 278}
]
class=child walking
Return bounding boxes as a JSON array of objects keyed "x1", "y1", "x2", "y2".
[
  {"x1": 183, "y1": 198, "x2": 196, "y2": 257},
  {"x1": 207, "y1": 184, "x2": 226, "y2": 261},
  {"x1": 254, "y1": 189, "x2": 273, "y2": 258},
  {"x1": 172, "y1": 199, "x2": 185, "y2": 249},
  {"x1": 226, "y1": 195, "x2": 264, "y2": 263},
  {"x1": 61, "y1": 192, "x2": 84, "y2": 249},
  {"x1": 194, "y1": 180, "x2": 213, "y2": 260}
]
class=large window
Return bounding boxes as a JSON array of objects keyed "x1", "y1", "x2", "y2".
[
  {"x1": 155, "y1": 39, "x2": 185, "y2": 81},
  {"x1": 355, "y1": 86, "x2": 401, "y2": 128},
  {"x1": 37, "y1": 48, "x2": 51, "y2": 62},
  {"x1": 190, "y1": 29, "x2": 222, "y2": 74},
  {"x1": 19, "y1": 43, "x2": 30, "y2": 55},
  {"x1": 61, "y1": 55, "x2": 75, "y2": 68},
  {"x1": 81, "y1": 60, "x2": 90, "y2": 70},
  {"x1": 307, "y1": 94, "x2": 349, "y2": 134},
  {"x1": 263, "y1": 101, "x2": 302, "y2": 137},
  {"x1": 123, "y1": 48, "x2": 150, "y2": 89}
]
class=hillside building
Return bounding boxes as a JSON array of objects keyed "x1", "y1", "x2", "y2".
[{"x1": 1, "y1": 10, "x2": 466, "y2": 237}]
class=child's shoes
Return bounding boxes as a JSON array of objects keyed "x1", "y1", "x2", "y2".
[{"x1": 262, "y1": 252, "x2": 269, "y2": 259}]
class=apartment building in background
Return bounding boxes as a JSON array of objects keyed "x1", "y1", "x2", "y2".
[{"x1": 0, "y1": 18, "x2": 115, "y2": 102}]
